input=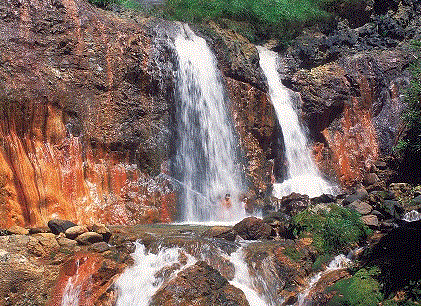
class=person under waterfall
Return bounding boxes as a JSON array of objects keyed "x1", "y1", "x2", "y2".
[{"x1": 221, "y1": 193, "x2": 233, "y2": 220}]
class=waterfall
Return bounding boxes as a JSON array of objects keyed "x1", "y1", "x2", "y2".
[
  {"x1": 115, "y1": 242, "x2": 196, "y2": 306},
  {"x1": 228, "y1": 247, "x2": 270, "y2": 306},
  {"x1": 296, "y1": 254, "x2": 351, "y2": 306},
  {"x1": 173, "y1": 24, "x2": 245, "y2": 222},
  {"x1": 258, "y1": 47, "x2": 336, "y2": 198}
]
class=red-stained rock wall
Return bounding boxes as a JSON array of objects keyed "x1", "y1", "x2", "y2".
[{"x1": 0, "y1": 0, "x2": 176, "y2": 227}]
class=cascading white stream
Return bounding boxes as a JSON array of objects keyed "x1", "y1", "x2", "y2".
[
  {"x1": 115, "y1": 242, "x2": 196, "y2": 306},
  {"x1": 296, "y1": 254, "x2": 352, "y2": 306},
  {"x1": 115, "y1": 242, "x2": 269, "y2": 306},
  {"x1": 61, "y1": 260, "x2": 83, "y2": 306},
  {"x1": 403, "y1": 210, "x2": 421, "y2": 222},
  {"x1": 258, "y1": 47, "x2": 336, "y2": 198},
  {"x1": 228, "y1": 247, "x2": 269, "y2": 306},
  {"x1": 174, "y1": 23, "x2": 245, "y2": 222}
]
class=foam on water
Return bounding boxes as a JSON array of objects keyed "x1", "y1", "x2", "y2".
[
  {"x1": 115, "y1": 242, "x2": 196, "y2": 306},
  {"x1": 403, "y1": 210, "x2": 421, "y2": 222},
  {"x1": 296, "y1": 254, "x2": 352, "y2": 306},
  {"x1": 228, "y1": 247, "x2": 269, "y2": 306}
]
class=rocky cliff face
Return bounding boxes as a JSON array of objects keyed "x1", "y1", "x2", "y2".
[
  {"x1": 0, "y1": 0, "x2": 277, "y2": 227},
  {"x1": 279, "y1": 0, "x2": 420, "y2": 187},
  {"x1": 0, "y1": 0, "x2": 178, "y2": 227},
  {"x1": 0, "y1": 0, "x2": 418, "y2": 227}
]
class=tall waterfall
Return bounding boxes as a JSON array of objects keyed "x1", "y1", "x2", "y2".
[
  {"x1": 258, "y1": 47, "x2": 335, "y2": 198},
  {"x1": 173, "y1": 24, "x2": 245, "y2": 222}
]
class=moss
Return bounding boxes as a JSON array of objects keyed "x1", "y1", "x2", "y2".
[
  {"x1": 292, "y1": 204, "x2": 370, "y2": 254},
  {"x1": 283, "y1": 246, "x2": 302, "y2": 262},
  {"x1": 311, "y1": 253, "x2": 334, "y2": 272},
  {"x1": 328, "y1": 267, "x2": 383, "y2": 306}
]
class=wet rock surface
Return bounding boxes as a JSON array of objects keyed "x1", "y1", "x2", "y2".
[
  {"x1": 151, "y1": 261, "x2": 250, "y2": 306},
  {"x1": 232, "y1": 217, "x2": 273, "y2": 240}
]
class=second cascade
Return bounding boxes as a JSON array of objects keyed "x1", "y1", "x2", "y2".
[{"x1": 257, "y1": 47, "x2": 337, "y2": 198}]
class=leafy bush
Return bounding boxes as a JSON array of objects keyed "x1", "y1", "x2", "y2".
[
  {"x1": 328, "y1": 267, "x2": 383, "y2": 306},
  {"x1": 311, "y1": 253, "x2": 333, "y2": 272},
  {"x1": 293, "y1": 205, "x2": 370, "y2": 254}
]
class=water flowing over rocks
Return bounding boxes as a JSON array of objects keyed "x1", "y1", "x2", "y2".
[
  {"x1": 151, "y1": 261, "x2": 250, "y2": 306},
  {"x1": 0, "y1": 0, "x2": 420, "y2": 304}
]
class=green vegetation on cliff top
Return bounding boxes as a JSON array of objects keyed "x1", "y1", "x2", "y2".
[{"x1": 88, "y1": 0, "x2": 366, "y2": 43}]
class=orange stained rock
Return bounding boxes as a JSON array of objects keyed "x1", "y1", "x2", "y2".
[
  {"x1": 323, "y1": 94, "x2": 378, "y2": 187},
  {"x1": 48, "y1": 252, "x2": 104, "y2": 306}
]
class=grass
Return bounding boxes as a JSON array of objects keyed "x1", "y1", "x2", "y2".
[
  {"x1": 328, "y1": 267, "x2": 383, "y2": 306},
  {"x1": 87, "y1": 0, "x2": 341, "y2": 44},
  {"x1": 292, "y1": 204, "x2": 370, "y2": 254}
]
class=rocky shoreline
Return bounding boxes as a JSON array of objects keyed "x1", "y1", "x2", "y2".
[{"x1": 1, "y1": 164, "x2": 419, "y2": 305}]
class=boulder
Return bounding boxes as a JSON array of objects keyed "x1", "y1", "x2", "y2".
[
  {"x1": 47, "y1": 219, "x2": 77, "y2": 235},
  {"x1": 311, "y1": 194, "x2": 336, "y2": 204},
  {"x1": 389, "y1": 183, "x2": 412, "y2": 199},
  {"x1": 8, "y1": 225, "x2": 29, "y2": 235},
  {"x1": 65, "y1": 226, "x2": 88, "y2": 240},
  {"x1": 33, "y1": 233, "x2": 60, "y2": 253},
  {"x1": 361, "y1": 215, "x2": 379, "y2": 227},
  {"x1": 363, "y1": 173, "x2": 380, "y2": 186},
  {"x1": 76, "y1": 232, "x2": 104, "y2": 245},
  {"x1": 374, "y1": 161, "x2": 387, "y2": 170},
  {"x1": 279, "y1": 193, "x2": 310, "y2": 216},
  {"x1": 89, "y1": 242, "x2": 110, "y2": 253},
  {"x1": 348, "y1": 200, "x2": 372, "y2": 215},
  {"x1": 202, "y1": 226, "x2": 236, "y2": 242},
  {"x1": 410, "y1": 195, "x2": 421, "y2": 208},
  {"x1": 90, "y1": 224, "x2": 112, "y2": 242},
  {"x1": 343, "y1": 188, "x2": 369, "y2": 205},
  {"x1": 233, "y1": 217, "x2": 272, "y2": 240},
  {"x1": 382, "y1": 200, "x2": 404, "y2": 219},
  {"x1": 56, "y1": 236, "x2": 78, "y2": 248},
  {"x1": 150, "y1": 261, "x2": 250, "y2": 306}
]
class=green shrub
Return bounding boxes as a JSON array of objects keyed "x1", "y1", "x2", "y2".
[
  {"x1": 284, "y1": 246, "x2": 302, "y2": 262},
  {"x1": 311, "y1": 253, "x2": 334, "y2": 272},
  {"x1": 328, "y1": 267, "x2": 383, "y2": 306},
  {"x1": 293, "y1": 205, "x2": 370, "y2": 254}
]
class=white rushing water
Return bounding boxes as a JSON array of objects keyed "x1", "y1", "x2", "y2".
[
  {"x1": 403, "y1": 210, "x2": 421, "y2": 222},
  {"x1": 296, "y1": 254, "x2": 352, "y2": 306},
  {"x1": 61, "y1": 263, "x2": 82, "y2": 306},
  {"x1": 174, "y1": 23, "x2": 245, "y2": 222},
  {"x1": 229, "y1": 247, "x2": 268, "y2": 306},
  {"x1": 115, "y1": 242, "x2": 196, "y2": 306},
  {"x1": 258, "y1": 47, "x2": 336, "y2": 198}
]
